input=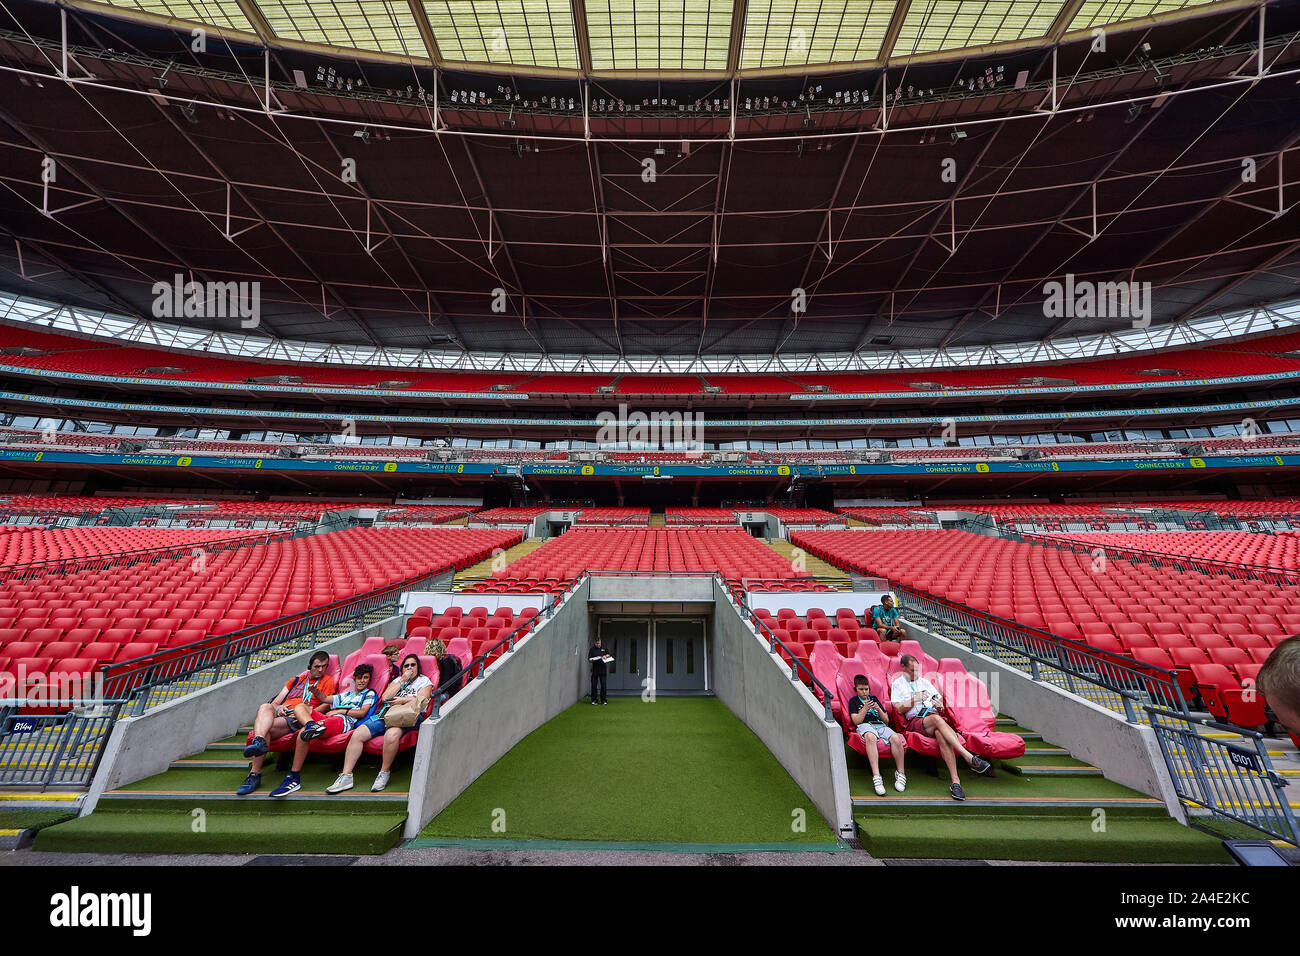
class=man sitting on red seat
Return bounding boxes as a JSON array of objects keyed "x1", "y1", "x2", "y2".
[
  {"x1": 236, "y1": 651, "x2": 335, "y2": 796},
  {"x1": 849, "y1": 674, "x2": 907, "y2": 795},
  {"x1": 1258, "y1": 634, "x2": 1300, "y2": 738},
  {"x1": 267, "y1": 663, "x2": 380, "y2": 798},
  {"x1": 890, "y1": 654, "x2": 992, "y2": 801},
  {"x1": 870, "y1": 594, "x2": 906, "y2": 642}
]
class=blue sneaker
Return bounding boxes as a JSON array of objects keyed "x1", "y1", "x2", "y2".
[
  {"x1": 236, "y1": 772, "x2": 261, "y2": 796},
  {"x1": 300, "y1": 721, "x2": 326, "y2": 741},
  {"x1": 269, "y1": 773, "x2": 301, "y2": 798},
  {"x1": 242, "y1": 736, "x2": 268, "y2": 758}
]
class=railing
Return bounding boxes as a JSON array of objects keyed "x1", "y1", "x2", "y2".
[
  {"x1": 0, "y1": 562, "x2": 457, "y2": 788},
  {"x1": 1022, "y1": 531, "x2": 1300, "y2": 587},
  {"x1": 737, "y1": 597, "x2": 837, "y2": 724},
  {"x1": 889, "y1": 581, "x2": 1189, "y2": 722},
  {"x1": 739, "y1": 575, "x2": 841, "y2": 592},
  {"x1": 426, "y1": 585, "x2": 571, "y2": 719},
  {"x1": 1146, "y1": 707, "x2": 1299, "y2": 846},
  {"x1": 0, "y1": 528, "x2": 292, "y2": 585}
]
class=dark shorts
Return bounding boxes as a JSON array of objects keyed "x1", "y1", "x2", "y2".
[{"x1": 904, "y1": 714, "x2": 934, "y2": 735}]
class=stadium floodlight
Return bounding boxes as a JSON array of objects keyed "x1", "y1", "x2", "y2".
[
  {"x1": 950, "y1": 128, "x2": 967, "y2": 143},
  {"x1": 353, "y1": 129, "x2": 371, "y2": 144}
]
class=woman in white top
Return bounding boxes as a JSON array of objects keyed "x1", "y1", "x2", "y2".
[{"x1": 327, "y1": 654, "x2": 434, "y2": 794}]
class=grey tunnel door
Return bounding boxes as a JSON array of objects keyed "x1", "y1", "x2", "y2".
[
  {"x1": 653, "y1": 619, "x2": 707, "y2": 693},
  {"x1": 597, "y1": 618, "x2": 649, "y2": 694}
]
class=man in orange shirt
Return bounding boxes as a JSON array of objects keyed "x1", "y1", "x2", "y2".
[{"x1": 236, "y1": 651, "x2": 336, "y2": 795}]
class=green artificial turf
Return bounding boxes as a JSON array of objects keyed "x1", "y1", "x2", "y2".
[
  {"x1": 35, "y1": 811, "x2": 405, "y2": 855},
  {"x1": 0, "y1": 810, "x2": 75, "y2": 832},
  {"x1": 855, "y1": 812, "x2": 1232, "y2": 863},
  {"x1": 114, "y1": 759, "x2": 413, "y2": 797},
  {"x1": 419, "y1": 697, "x2": 837, "y2": 845},
  {"x1": 846, "y1": 756, "x2": 1154, "y2": 801}
]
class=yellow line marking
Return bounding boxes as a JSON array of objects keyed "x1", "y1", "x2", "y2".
[{"x1": 0, "y1": 792, "x2": 79, "y2": 801}]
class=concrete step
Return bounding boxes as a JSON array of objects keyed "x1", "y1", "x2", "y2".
[{"x1": 453, "y1": 536, "x2": 547, "y2": 586}]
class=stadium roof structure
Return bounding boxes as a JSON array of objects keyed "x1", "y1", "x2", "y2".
[
  {"x1": 0, "y1": 0, "x2": 1298, "y2": 358},
  {"x1": 34, "y1": 0, "x2": 1268, "y2": 76}
]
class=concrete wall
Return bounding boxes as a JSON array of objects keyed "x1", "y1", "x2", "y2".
[
  {"x1": 588, "y1": 575, "x2": 715, "y2": 603},
  {"x1": 903, "y1": 621, "x2": 1185, "y2": 821},
  {"x1": 709, "y1": 579, "x2": 854, "y2": 836},
  {"x1": 405, "y1": 579, "x2": 591, "y2": 837},
  {"x1": 82, "y1": 614, "x2": 405, "y2": 815}
]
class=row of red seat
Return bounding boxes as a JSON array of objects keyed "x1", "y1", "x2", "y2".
[
  {"x1": 1041, "y1": 532, "x2": 1300, "y2": 570},
  {"x1": 0, "y1": 529, "x2": 522, "y2": 670},
  {"x1": 0, "y1": 527, "x2": 270, "y2": 568},
  {"x1": 789, "y1": 529, "x2": 1293, "y2": 729},
  {"x1": 481, "y1": 528, "x2": 811, "y2": 588}
]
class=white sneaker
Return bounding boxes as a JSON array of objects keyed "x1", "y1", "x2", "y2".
[
  {"x1": 872, "y1": 775, "x2": 886, "y2": 796},
  {"x1": 894, "y1": 772, "x2": 907, "y2": 793},
  {"x1": 371, "y1": 770, "x2": 391, "y2": 792},
  {"x1": 326, "y1": 773, "x2": 354, "y2": 794}
]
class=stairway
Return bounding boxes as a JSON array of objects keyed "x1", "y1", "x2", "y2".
[
  {"x1": 649, "y1": 512, "x2": 666, "y2": 527},
  {"x1": 763, "y1": 538, "x2": 853, "y2": 589},
  {"x1": 849, "y1": 716, "x2": 1229, "y2": 862},
  {"x1": 453, "y1": 536, "x2": 548, "y2": 589},
  {"x1": 33, "y1": 724, "x2": 411, "y2": 855}
]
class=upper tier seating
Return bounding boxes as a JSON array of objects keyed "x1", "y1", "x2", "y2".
[
  {"x1": 469, "y1": 527, "x2": 815, "y2": 592},
  {"x1": 763, "y1": 508, "x2": 843, "y2": 525},
  {"x1": 474, "y1": 507, "x2": 550, "y2": 524},
  {"x1": 572, "y1": 508, "x2": 651, "y2": 525},
  {"x1": 665, "y1": 508, "x2": 738, "y2": 525},
  {"x1": 379, "y1": 505, "x2": 477, "y2": 524}
]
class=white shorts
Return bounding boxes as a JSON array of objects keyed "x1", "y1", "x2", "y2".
[{"x1": 858, "y1": 723, "x2": 897, "y2": 744}]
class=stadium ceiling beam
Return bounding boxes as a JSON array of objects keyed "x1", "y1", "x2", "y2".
[
  {"x1": 1087, "y1": 131, "x2": 1300, "y2": 332},
  {"x1": 146, "y1": 98, "x2": 377, "y2": 346},
  {"x1": 948, "y1": 97, "x2": 1168, "y2": 348},
  {"x1": 1173, "y1": 236, "x2": 1300, "y2": 325},
  {"x1": 584, "y1": 143, "x2": 620, "y2": 333},
  {"x1": 852, "y1": 105, "x2": 1021, "y2": 353},
  {"x1": 450, "y1": 137, "x2": 551, "y2": 353},
  {"x1": 878, "y1": 0, "x2": 912, "y2": 64},
  {"x1": 698, "y1": 142, "x2": 732, "y2": 356},
  {"x1": 230, "y1": 0, "x2": 277, "y2": 47},
  {"x1": 1048, "y1": 0, "x2": 1087, "y2": 42},
  {"x1": 6, "y1": 130, "x2": 1293, "y2": 224},
  {"x1": 405, "y1": 0, "x2": 444, "y2": 65},
  {"x1": 304, "y1": 111, "x2": 465, "y2": 351},
  {"x1": 0, "y1": 225, "x2": 141, "y2": 318},
  {"x1": 0, "y1": 102, "x2": 230, "y2": 309},
  {"x1": 727, "y1": 0, "x2": 747, "y2": 75},
  {"x1": 570, "y1": 0, "x2": 593, "y2": 74}
]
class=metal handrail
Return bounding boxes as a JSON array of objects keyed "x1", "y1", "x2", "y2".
[
  {"x1": 889, "y1": 581, "x2": 1190, "y2": 720},
  {"x1": 0, "y1": 528, "x2": 292, "y2": 583},
  {"x1": 94, "y1": 563, "x2": 459, "y2": 705},
  {"x1": 1145, "y1": 705, "x2": 1300, "y2": 846},
  {"x1": 741, "y1": 602, "x2": 837, "y2": 723},
  {"x1": 787, "y1": 534, "x2": 1188, "y2": 719},
  {"x1": 426, "y1": 591, "x2": 568, "y2": 718}
]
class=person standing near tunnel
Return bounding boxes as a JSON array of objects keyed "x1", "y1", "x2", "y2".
[{"x1": 588, "y1": 636, "x2": 613, "y2": 705}]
